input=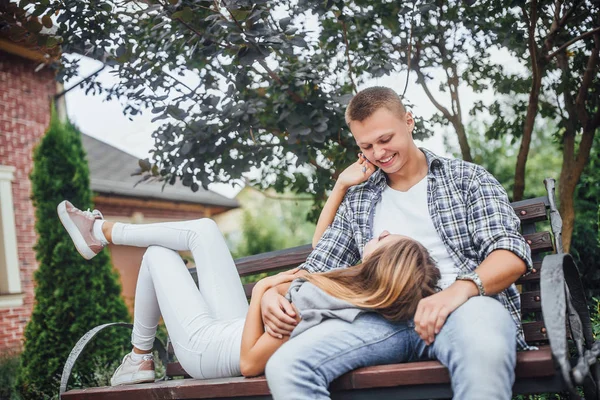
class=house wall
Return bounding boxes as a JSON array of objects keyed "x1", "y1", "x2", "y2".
[{"x1": 0, "y1": 51, "x2": 56, "y2": 353}]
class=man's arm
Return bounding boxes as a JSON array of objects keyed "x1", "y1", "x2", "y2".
[
  {"x1": 262, "y1": 200, "x2": 361, "y2": 337},
  {"x1": 313, "y1": 155, "x2": 375, "y2": 247},
  {"x1": 414, "y1": 171, "x2": 532, "y2": 345}
]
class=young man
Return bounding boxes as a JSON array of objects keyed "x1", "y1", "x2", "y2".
[{"x1": 261, "y1": 87, "x2": 532, "y2": 399}]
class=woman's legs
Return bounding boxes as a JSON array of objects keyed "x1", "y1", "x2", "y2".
[
  {"x1": 58, "y1": 202, "x2": 248, "y2": 380},
  {"x1": 110, "y1": 218, "x2": 248, "y2": 320}
]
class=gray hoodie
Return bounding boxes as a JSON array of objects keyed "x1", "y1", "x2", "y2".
[{"x1": 286, "y1": 278, "x2": 365, "y2": 338}]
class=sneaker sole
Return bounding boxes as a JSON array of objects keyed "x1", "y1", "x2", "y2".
[
  {"x1": 111, "y1": 371, "x2": 155, "y2": 386},
  {"x1": 57, "y1": 201, "x2": 97, "y2": 260}
]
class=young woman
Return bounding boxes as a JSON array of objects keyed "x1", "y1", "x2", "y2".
[{"x1": 57, "y1": 156, "x2": 438, "y2": 386}]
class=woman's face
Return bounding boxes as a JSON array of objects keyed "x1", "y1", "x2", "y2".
[{"x1": 363, "y1": 231, "x2": 406, "y2": 261}]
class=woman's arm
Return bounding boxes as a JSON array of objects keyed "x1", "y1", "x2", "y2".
[
  {"x1": 312, "y1": 154, "x2": 375, "y2": 248},
  {"x1": 239, "y1": 271, "x2": 303, "y2": 377}
]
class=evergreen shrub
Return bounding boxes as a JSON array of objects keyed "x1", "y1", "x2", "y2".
[
  {"x1": 15, "y1": 110, "x2": 130, "y2": 399},
  {"x1": 0, "y1": 351, "x2": 20, "y2": 400}
]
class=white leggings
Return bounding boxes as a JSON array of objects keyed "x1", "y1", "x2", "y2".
[{"x1": 112, "y1": 218, "x2": 249, "y2": 379}]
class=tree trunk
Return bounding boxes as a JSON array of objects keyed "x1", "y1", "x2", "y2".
[
  {"x1": 558, "y1": 161, "x2": 577, "y2": 253},
  {"x1": 453, "y1": 118, "x2": 472, "y2": 163},
  {"x1": 514, "y1": 73, "x2": 542, "y2": 201},
  {"x1": 557, "y1": 126, "x2": 597, "y2": 252}
]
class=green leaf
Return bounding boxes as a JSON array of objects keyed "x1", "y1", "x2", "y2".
[
  {"x1": 46, "y1": 36, "x2": 58, "y2": 48},
  {"x1": 41, "y1": 15, "x2": 53, "y2": 29},
  {"x1": 25, "y1": 19, "x2": 43, "y2": 34},
  {"x1": 279, "y1": 17, "x2": 291, "y2": 30},
  {"x1": 172, "y1": 7, "x2": 194, "y2": 23},
  {"x1": 139, "y1": 158, "x2": 152, "y2": 171}
]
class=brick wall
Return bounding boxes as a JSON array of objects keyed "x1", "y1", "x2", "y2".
[{"x1": 0, "y1": 51, "x2": 56, "y2": 352}]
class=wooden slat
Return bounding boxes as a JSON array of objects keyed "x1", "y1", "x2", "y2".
[
  {"x1": 512, "y1": 202, "x2": 548, "y2": 224},
  {"x1": 524, "y1": 232, "x2": 554, "y2": 254},
  {"x1": 234, "y1": 244, "x2": 312, "y2": 276},
  {"x1": 231, "y1": 218, "x2": 550, "y2": 279},
  {"x1": 510, "y1": 196, "x2": 550, "y2": 209},
  {"x1": 64, "y1": 348, "x2": 555, "y2": 399},
  {"x1": 521, "y1": 290, "x2": 542, "y2": 312},
  {"x1": 516, "y1": 261, "x2": 542, "y2": 285},
  {"x1": 522, "y1": 320, "x2": 548, "y2": 343}
]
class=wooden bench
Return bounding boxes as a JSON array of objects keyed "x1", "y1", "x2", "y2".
[{"x1": 60, "y1": 179, "x2": 600, "y2": 399}]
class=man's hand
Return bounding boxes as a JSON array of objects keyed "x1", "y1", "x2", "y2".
[
  {"x1": 260, "y1": 287, "x2": 297, "y2": 339},
  {"x1": 414, "y1": 281, "x2": 477, "y2": 345}
]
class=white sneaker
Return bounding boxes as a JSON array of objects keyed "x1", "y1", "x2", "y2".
[{"x1": 110, "y1": 353, "x2": 155, "y2": 386}]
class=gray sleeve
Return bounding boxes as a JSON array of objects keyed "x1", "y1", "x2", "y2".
[{"x1": 287, "y1": 279, "x2": 364, "y2": 338}]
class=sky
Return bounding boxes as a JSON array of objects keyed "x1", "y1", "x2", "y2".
[{"x1": 64, "y1": 45, "x2": 518, "y2": 198}]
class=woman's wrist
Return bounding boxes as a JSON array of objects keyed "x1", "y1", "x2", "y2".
[
  {"x1": 333, "y1": 180, "x2": 350, "y2": 193},
  {"x1": 252, "y1": 281, "x2": 268, "y2": 297}
]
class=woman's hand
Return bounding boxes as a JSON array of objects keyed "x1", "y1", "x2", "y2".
[
  {"x1": 335, "y1": 154, "x2": 376, "y2": 190},
  {"x1": 253, "y1": 268, "x2": 301, "y2": 296}
]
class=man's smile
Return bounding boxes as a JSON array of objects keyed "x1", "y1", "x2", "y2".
[{"x1": 378, "y1": 153, "x2": 397, "y2": 167}]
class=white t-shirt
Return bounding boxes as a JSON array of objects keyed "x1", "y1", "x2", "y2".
[{"x1": 372, "y1": 177, "x2": 457, "y2": 289}]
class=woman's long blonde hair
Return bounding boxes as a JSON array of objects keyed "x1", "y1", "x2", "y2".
[{"x1": 303, "y1": 237, "x2": 439, "y2": 321}]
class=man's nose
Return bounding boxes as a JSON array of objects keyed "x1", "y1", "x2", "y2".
[{"x1": 373, "y1": 146, "x2": 386, "y2": 160}]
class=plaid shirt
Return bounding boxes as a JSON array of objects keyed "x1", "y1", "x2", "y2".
[{"x1": 300, "y1": 148, "x2": 533, "y2": 350}]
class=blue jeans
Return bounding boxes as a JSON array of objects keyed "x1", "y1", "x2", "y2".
[{"x1": 266, "y1": 296, "x2": 517, "y2": 400}]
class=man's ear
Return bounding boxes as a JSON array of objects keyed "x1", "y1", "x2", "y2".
[{"x1": 405, "y1": 112, "x2": 415, "y2": 134}]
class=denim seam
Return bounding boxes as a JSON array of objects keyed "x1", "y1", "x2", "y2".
[{"x1": 310, "y1": 325, "x2": 410, "y2": 371}]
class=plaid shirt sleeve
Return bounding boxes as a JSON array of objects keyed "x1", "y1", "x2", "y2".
[
  {"x1": 299, "y1": 200, "x2": 361, "y2": 273},
  {"x1": 466, "y1": 170, "x2": 533, "y2": 272}
]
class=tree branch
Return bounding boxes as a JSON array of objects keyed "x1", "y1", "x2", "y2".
[
  {"x1": 575, "y1": 31, "x2": 600, "y2": 122},
  {"x1": 218, "y1": 0, "x2": 305, "y2": 104},
  {"x1": 415, "y1": 68, "x2": 454, "y2": 121},
  {"x1": 555, "y1": 51, "x2": 580, "y2": 137},
  {"x1": 546, "y1": 26, "x2": 600, "y2": 60},
  {"x1": 340, "y1": 19, "x2": 357, "y2": 94},
  {"x1": 402, "y1": 22, "x2": 414, "y2": 98},
  {"x1": 522, "y1": 1, "x2": 541, "y2": 78},
  {"x1": 256, "y1": 60, "x2": 304, "y2": 104}
]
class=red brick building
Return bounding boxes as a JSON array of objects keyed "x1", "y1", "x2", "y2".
[
  {"x1": 0, "y1": 43, "x2": 57, "y2": 354},
  {"x1": 0, "y1": 43, "x2": 238, "y2": 353}
]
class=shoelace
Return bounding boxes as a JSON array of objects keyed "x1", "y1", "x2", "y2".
[{"x1": 78, "y1": 208, "x2": 104, "y2": 220}]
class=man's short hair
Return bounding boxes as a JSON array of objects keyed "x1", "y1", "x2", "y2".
[{"x1": 345, "y1": 87, "x2": 406, "y2": 126}]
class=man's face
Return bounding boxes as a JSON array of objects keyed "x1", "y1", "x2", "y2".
[{"x1": 349, "y1": 107, "x2": 415, "y2": 175}]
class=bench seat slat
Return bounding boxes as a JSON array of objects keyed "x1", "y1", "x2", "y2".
[
  {"x1": 166, "y1": 321, "x2": 551, "y2": 380},
  {"x1": 62, "y1": 347, "x2": 555, "y2": 399}
]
